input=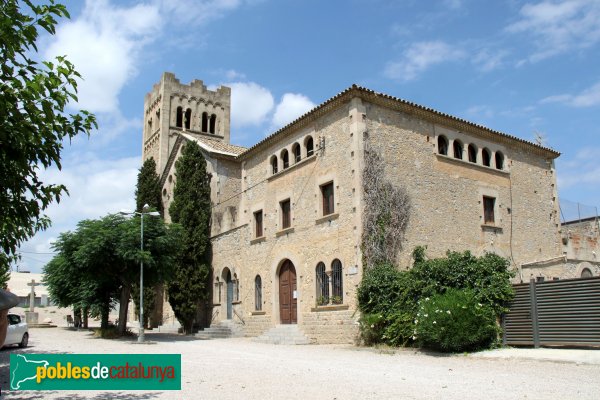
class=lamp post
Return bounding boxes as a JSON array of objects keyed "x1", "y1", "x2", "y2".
[{"x1": 120, "y1": 204, "x2": 160, "y2": 343}]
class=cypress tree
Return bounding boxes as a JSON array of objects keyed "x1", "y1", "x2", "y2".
[
  {"x1": 167, "y1": 141, "x2": 212, "y2": 333},
  {"x1": 135, "y1": 158, "x2": 162, "y2": 214}
]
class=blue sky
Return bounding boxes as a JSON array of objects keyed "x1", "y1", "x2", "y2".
[{"x1": 16, "y1": 0, "x2": 600, "y2": 272}]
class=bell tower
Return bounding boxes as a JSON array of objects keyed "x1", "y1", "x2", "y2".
[{"x1": 142, "y1": 72, "x2": 232, "y2": 174}]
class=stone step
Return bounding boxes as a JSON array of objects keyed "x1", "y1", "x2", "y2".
[{"x1": 194, "y1": 320, "x2": 244, "y2": 339}]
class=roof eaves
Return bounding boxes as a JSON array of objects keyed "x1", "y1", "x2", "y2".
[{"x1": 236, "y1": 84, "x2": 560, "y2": 160}]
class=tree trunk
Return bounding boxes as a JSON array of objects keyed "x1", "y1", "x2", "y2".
[
  {"x1": 118, "y1": 284, "x2": 131, "y2": 335},
  {"x1": 101, "y1": 308, "x2": 109, "y2": 330},
  {"x1": 83, "y1": 306, "x2": 89, "y2": 329}
]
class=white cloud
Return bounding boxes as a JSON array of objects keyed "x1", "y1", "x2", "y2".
[
  {"x1": 472, "y1": 49, "x2": 509, "y2": 72},
  {"x1": 384, "y1": 41, "x2": 465, "y2": 82},
  {"x1": 227, "y1": 82, "x2": 275, "y2": 127},
  {"x1": 17, "y1": 155, "x2": 140, "y2": 272},
  {"x1": 44, "y1": 0, "x2": 162, "y2": 113},
  {"x1": 157, "y1": 0, "x2": 243, "y2": 25},
  {"x1": 541, "y1": 81, "x2": 600, "y2": 107},
  {"x1": 557, "y1": 147, "x2": 600, "y2": 190},
  {"x1": 272, "y1": 93, "x2": 316, "y2": 129},
  {"x1": 506, "y1": 0, "x2": 600, "y2": 62}
]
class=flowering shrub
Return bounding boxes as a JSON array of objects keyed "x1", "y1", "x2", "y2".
[{"x1": 414, "y1": 288, "x2": 498, "y2": 353}]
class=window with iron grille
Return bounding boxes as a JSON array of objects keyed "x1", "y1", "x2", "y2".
[
  {"x1": 255, "y1": 275, "x2": 262, "y2": 311},
  {"x1": 271, "y1": 156, "x2": 278, "y2": 174},
  {"x1": 483, "y1": 196, "x2": 495, "y2": 224},
  {"x1": 254, "y1": 210, "x2": 263, "y2": 237},
  {"x1": 332, "y1": 259, "x2": 343, "y2": 304},
  {"x1": 316, "y1": 262, "x2": 329, "y2": 305},
  {"x1": 321, "y1": 182, "x2": 334, "y2": 216},
  {"x1": 281, "y1": 199, "x2": 291, "y2": 229}
]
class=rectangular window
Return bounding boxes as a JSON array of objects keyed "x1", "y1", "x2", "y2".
[
  {"x1": 483, "y1": 196, "x2": 495, "y2": 224},
  {"x1": 254, "y1": 210, "x2": 263, "y2": 237},
  {"x1": 321, "y1": 182, "x2": 334, "y2": 216},
  {"x1": 280, "y1": 199, "x2": 291, "y2": 229}
]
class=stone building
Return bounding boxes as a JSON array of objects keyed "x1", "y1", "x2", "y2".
[{"x1": 142, "y1": 72, "x2": 563, "y2": 343}]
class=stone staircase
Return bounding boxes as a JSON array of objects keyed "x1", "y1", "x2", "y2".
[
  {"x1": 195, "y1": 320, "x2": 244, "y2": 339},
  {"x1": 254, "y1": 324, "x2": 311, "y2": 345}
]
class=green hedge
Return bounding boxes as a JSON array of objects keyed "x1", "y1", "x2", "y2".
[
  {"x1": 357, "y1": 248, "x2": 514, "y2": 352},
  {"x1": 414, "y1": 288, "x2": 499, "y2": 352}
]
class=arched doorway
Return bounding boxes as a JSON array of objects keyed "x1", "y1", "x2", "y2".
[
  {"x1": 225, "y1": 269, "x2": 233, "y2": 319},
  {"x1": 279, "y1": 260, "x2": 297, "y2": 324}
]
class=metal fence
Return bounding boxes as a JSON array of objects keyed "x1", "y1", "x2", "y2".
[
  {"x1": 560, "y1": 198, "x2": 598, "y2": 224},
  {"x1": 503, "y1": 277, "x2": 600, "y2": 348}
]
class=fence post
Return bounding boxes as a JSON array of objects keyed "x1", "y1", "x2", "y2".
[{"x1": 529, "y1": 278, "x2": 540, "y2": 348}]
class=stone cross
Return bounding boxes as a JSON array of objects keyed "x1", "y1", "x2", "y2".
[{"x1": 27, "y1": 279, "x2": 41, "y2": 312}]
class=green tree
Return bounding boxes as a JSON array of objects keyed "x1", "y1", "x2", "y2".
[
  {"x1": 44, "y1": 214, "x2": 182, "y2": 333},
  {"x1": 135, "y1": 158, "x2": 162, "y2": 215},
  {"x1": 133, "y1": 157, "x2": 163, "y2": 327},
  {"x1": 0, "y1": 0, "x2": 97, "y2": 281},
  {"x1": 168, "y1": 141, "x2": 212, "y2": 334}
]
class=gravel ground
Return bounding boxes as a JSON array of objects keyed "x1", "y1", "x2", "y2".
[{"x1": 1, "y1": 327, "x2": 599, "y2": 399}]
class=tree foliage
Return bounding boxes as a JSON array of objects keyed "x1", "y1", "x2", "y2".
[
  {"x1": 168, "y1": 141, "x2": 212, "y2": 333},
  {"x1": 135, "y1": 158, "x2": 162, "y2": 215},
  {"x1": 132, "y1": 157, "x2": 163, "y2": 327},
  {"x1": 0, "y1": 0, "x2": 97, "y2": 277},
  {"x1": 44, "y1": 214, "x2": 182, "y2": 333}
]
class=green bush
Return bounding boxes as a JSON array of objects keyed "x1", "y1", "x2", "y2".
[
  {"x1": 358, "y1": 313, "x2": 386, "y2": 345},
  {"x1": 410, "y1": 248, "x2": 515, "y2": 315},
  {"x1": 357, "y1": 263, "x2": 418, "y2": 345},
  {"x1": 414, "y1": 288, "x2": 498, "y2": 353}
]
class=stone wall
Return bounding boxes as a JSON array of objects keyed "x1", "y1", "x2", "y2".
[
  {"x1": 302, "y1": 308, "x2": 359, "y2": 344},
  {"x1": 364, "y1": 103, "x2": 562, "y2": 272}
]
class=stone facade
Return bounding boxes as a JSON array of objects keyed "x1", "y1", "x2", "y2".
[
  {"x1": 522, "y1": 217, "x2": 600, "y2": 280},
  {"x1": 142, "y1": 73, "x2": 563, "y2": 343}
]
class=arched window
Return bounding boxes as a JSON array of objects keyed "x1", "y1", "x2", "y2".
[
  {"x1": 306, "y1": 136, "x2": 314, "y2": 157},
  {"x1": 281, "y1": 149, "x2": 289, "y2": 169},
  {"x1": 468, "y1": 144, "x2": 477, "y2": 163},
  {"x1": 214, "y1": 277, "x2": 221, "y2": 304},
  {"x1": 581, "y1": 268, "x2": 593, "y2": 278},
  {"x1": 292, "y1": 143, "x2": 301, "y2": 163},
  {"x1": 438, "y1": 135, "x2": 448, "y2": 155},
  {"x1": 495, "y1": 151, "x2": 504, "y2": 170},
  {"x1": 184, "y1": 108, "x2": 191, "y2": 130},
  {"x1": 271, "y1": 155, "x2": 278, "y2": 174},
  {"x1": 233, "y1": 273, "x2": 239, "y2": 302},
  {"x1": 255, "y1": 275, "x2": 262, "y2": 311},
  {"x1": 332, "y1": 259, "x2": 343, "y2": 304},
  {"x1": 453, "y1": 140, "x2": 463, "y2": 159},
  {"x1": 316, "y1": 262, "x2": 329, "y2": 305},
  {"x1": 210, "y1": 114, "x2": 216, "y2": 134},
  {"x1": 482, "y1": 148, "x2": 491, "y2": 167},
  {"x1": 201, "y1": 112, "x2": 208, "y2": 132},
  {"x1": 176, "y1": 106, "x2": 183, "y2": 128}
]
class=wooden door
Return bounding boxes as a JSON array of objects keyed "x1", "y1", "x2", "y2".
[{"x1": 279, "y1": 260, "x2": 297, "y2": 324}]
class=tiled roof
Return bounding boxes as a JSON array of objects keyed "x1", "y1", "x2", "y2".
[
  {"x1": 182, "y1": 133, "x2": 247, "y2": 156},
  {"x1": 238, "y1": 84, "x2": 560, "y2": 159}
]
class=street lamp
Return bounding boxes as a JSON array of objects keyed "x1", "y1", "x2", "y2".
[{"x1": 120, "y1": 203, "x2": 160, "y2": 343}]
